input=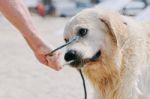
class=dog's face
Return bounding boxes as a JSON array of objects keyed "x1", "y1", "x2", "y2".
[{"x1": 63, "y1": 9, "x2": 126, "y2": 69}]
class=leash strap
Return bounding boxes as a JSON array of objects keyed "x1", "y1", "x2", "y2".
[
  {"x1": 79, "y1": 69, "x2": 87, "y2": 99},
  {"x1": 48, "y1": 36, "x2": 79, "y2": 56}
]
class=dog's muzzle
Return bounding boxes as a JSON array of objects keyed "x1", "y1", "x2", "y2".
[{"x1": 64, "y1": 50, "x2": 101, "y2": 68}]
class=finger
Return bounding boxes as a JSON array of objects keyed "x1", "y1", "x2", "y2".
[
  {"x1": 41, "y1": 58, "x2": 48, "y2": 65},
  {"x1": 35, "y1": 54, "x2": 48, "y2": 65},
  {"x1": 48, "y1": 60, "x2": 62, "y2": 71},
  {"x1": 46, "y1": 55, "x2": 62, "y2": 71}
]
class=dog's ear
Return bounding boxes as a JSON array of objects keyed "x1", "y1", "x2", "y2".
[{"x1": 99, "y1": 13, "x2": 128, "y2": 48}]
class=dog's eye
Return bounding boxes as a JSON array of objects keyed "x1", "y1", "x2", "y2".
[
  {"x1": 78, "y1": 28, "x2": 88, "y2": 37},
  {"x1": 64, "y1": 38, "x2": 69, "y2": 43}
]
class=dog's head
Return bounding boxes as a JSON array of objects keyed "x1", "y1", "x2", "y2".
[{"x1": 63, "y1": 8, "x2": 127, "y2": 69}]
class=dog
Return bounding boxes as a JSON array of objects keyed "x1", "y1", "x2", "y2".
[{"x1": 63, "y1": 8, "x2": 150, "y2": 99}]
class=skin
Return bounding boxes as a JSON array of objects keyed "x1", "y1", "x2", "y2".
[{"x1": 0, "y1": 0, "x2": 61, "y2": 70}]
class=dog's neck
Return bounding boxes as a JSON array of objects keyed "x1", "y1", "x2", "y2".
[
  {"x1": 83, "y1": 58, "x2": 121, "y2": 99},
  {"x1": 92, "y1": 72, "x2": 120, "y2": 99},
  {"x1": 83, "y1": 56, "x2": 139, "y2": 99}
]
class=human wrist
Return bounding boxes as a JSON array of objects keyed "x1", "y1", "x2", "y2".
[{"x1": 22, "y1": 30, "x2": 52, "y2": 52}]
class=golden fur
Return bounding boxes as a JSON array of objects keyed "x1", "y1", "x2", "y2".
[{"x1": 63, "y1": 8, "x2": 150, "y2": 99}]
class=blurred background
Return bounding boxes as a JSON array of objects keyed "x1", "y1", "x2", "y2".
[
  {"x1": 0, "y1": 0, "x2": 150, "y2": 99},
  {"x1": 24, "y1": 0, "x2": 150, "y2": 17}
]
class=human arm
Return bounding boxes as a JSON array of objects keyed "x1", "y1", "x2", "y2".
[{"x1": 0, "y1": 0, "x2": 61, "y2": 70}]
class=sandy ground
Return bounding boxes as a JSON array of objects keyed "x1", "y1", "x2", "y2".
[{"x1": 0, "y1": 14, "x2": 94, "y2": 99}]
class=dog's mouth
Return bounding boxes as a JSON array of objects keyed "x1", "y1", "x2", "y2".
[{"x1": 68, "y1": 50, "x2": 101, "y2": 68}]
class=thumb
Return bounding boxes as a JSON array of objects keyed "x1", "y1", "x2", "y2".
[{"x1": 46, "y1": 55, "x2": 62, "y2": 71}]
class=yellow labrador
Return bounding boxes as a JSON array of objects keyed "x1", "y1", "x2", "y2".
[{"x1": 63, "y1": 8, "x2": 150, "y2": 99}]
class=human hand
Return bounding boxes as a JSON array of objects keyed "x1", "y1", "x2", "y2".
[{"x1": 34, "y1": 45, "x2": 62, "y2": 71}]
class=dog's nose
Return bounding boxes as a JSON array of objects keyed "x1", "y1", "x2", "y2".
[{"x1": 64, "y1": 50, "x2": 79, "y2": 62}]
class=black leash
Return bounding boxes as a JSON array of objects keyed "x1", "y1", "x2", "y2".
[
  {"x1": 48, "y1": 36, "x2": 87, "y2": 99},
  {"x1": 48, "y1": 37, "x2": 78, "y2": 56},
  {"x1": 79, "y1": 69, "x2": 87, "y2": 99}
]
